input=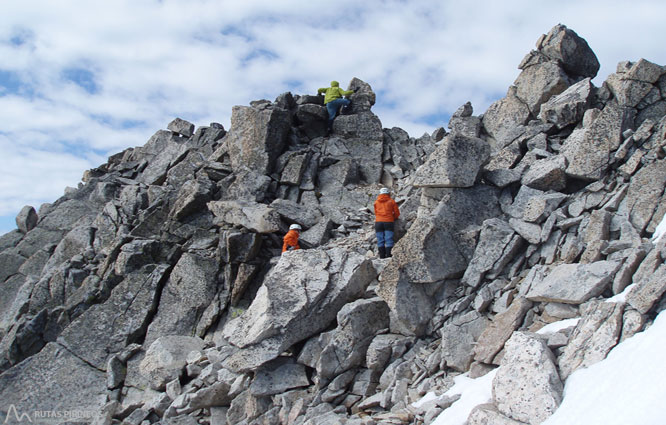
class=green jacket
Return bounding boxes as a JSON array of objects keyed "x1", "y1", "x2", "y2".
[{"x1": 318, "y1": 81, "x2": 354, "y2": 104}]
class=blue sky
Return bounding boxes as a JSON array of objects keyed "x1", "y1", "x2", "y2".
[{"x1": 1, "y1": 0, "x2": 666, "y2": 235}]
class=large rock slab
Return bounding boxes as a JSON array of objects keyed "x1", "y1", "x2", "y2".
[
  {"x1": 208, "y1": 200, "x2": 281, "y2": 233},
  {"x1": 561, "y1": 101, "x2": 635, "y2": 180},
  {"x1": 114, "y1": 239, "x2": 161, "y2": 275},
  {"x1": 508, "y1": 218, "x2": 542, "y2": 245},
  {"x1": 0, "y1": 230, "x2": 22, "y2": 252},
  {"x1": 461, "y1": 218, "x2": 521, "y2": 288},
  {"x1": 474, "y1": 297, "x2": 533, "y2": 364},
  {"x1": 412, "y1": 134, "x2": 490, "y2": 188},
  {"x1": 421, "y1": 185, "x2": 502, "y2": 259},
  {"x1": 43, "y1": 225, "x2": 94, "y2": 271},
  {"x1": 222, "y1": 247, "x2": 376, "y2": 371},
  {"x1": 558, "y1": 300, "x2": 624, "y2": 379},
  {"x1": 515, "y1": 60, "x2": 571, "y2": 115},
  {"x1": 535, "y1": 24, "x2": 600, "y2": 78},
  {"x1": 220, "y1": 167, "x2": 272, "y2": 203},
  {"x1": 365, "y1": 334, "x2": 414, "y2": 372},
  {"x1": 135, "y1": 130, "x2": 190, "y2": 185},
  {"x1": 315, "y1": 298, "x2": 390, "y2": 379},
  {"x1": 140, "y1": 336, "x2": 205, "y2": 390},
  {"x1": 539, "y1": 78, "x2": 593, "y2": 128},
  {"x1": 220, "y1": 230, "x2": 261, "y2": 263},
  {"x1": 617, "y1": 159, "x2": 666, "y2": 234},
  {"x1": 626, "y1": 262, "x2": 666, "y2": 314},
  {"x1": 503, "y1": 185, "x2": 546, "y2": 219},
  {"x1": 226, "y1": 105, "x2": 290, "y2": 175},
  {"x1": 376, "y1": 214, "x2": 467, "y2": 336},
  {"x1": 331, "y1": 112, "x2": 384, "y2": 183},
  {"x1": 249, "y1": 357, "x2": 310, "y2": 396},
  {"x1": 522, "y1": 192, "x2": 567, "y2": 224},
  {"x1": 169, "y1": 178, "x2": 214, "y2": 221},
  {"x1": 58, "y1": 265, "x2": 170, "y2": 369},
  {"x1": 348, "y1": 77, "x2": 377, "y2": 113},
  {"x1": 36, "y1": 199, "x2": 95, "y2": 234},
  {"x1": 167, "y1": 117, "x2": 195, "y2": 138},
  {"x1": 482, "y1": 88, "x2": 531, "y2": 148},
  {"x1": 525, "y1": 261, "x2": 622, "y2": 304},
  {"x1": 0, "y1": 276, "x2": 30, "y2": 335},
  {"x1": 0, "y1": 343, "x2": 106, "y2": 423},
  {"x1": 0, "y1": 250, "x2": 25, "y2": 284},
  {"x1": 270, "y1": 199, "x2": 323, "y2": 228},
  {"x1": 382, "y1": 216, "x2": 468, "y2": 285},
  {"x1": 280, "y1": 152, "x2": 310, "y2": 185},
  {"x1": 144, "y1": 252, "x2": 221, "y2": 345},
  {"x1": 606, "y1": 59, "x2": 664, "y2": 108},
  {"x1": 622, "y1": 58, "x2": 665, "y2": 83},
  {"x1": 521, "y1": 155, "x2": 568, "y2": 191},
  {"x1": 583, "y1": 209, "x2": 612, "y2": 243},
  {"x1": 441, "y1": 311, "x2": 490, "y2": 372},
  {"x1": 295, "y1": 103, "x2": 327, "y2": 139},
  {"x1": 299, "y1": 218, "x2": 333, "y2": 248},
  {"x1": 493, "y1": 332, "x2": 563, "y2": 424}
]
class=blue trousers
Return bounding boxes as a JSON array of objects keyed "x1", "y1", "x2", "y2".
[
  {"x1": 375, "y1": 221, "x2": 395, "y2": 248},
  {"x1": 326, "y1": 98, "x2": 350, "y2": 127}
]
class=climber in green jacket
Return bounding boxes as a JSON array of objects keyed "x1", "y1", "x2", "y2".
[{"x1": 318, "y1": 81, "x2": 355, "y2": 133}]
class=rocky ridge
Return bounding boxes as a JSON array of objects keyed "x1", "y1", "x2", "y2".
[{"x1": 0, "y1": 24, "x2": 665, "y2": 425}]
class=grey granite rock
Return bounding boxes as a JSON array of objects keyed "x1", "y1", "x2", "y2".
[
  {"x1": 493, "y1": 332, "x2": 562, "y2": 424},
  {"x1": 222, "y1": 248, "x2": 375, "y2": 371},
  {"x1": 525, "y1": 261, "x2": 622, "y2": 304},
  {"x1": 558, "y1": 300, "x2": 624, "y2": 379},
  {"x1": 413, "y1": 134, "x2": 490, "y2": 188},
  {"x1": 16, "y1": 206, "x2": 38, "y2": 234},
  {"x1": 226, "y1": 105, "x2": 290, "y2": 175},
  {"x1": 139, "y1": 336, "x2": 205, "y2": 390},
  {"x1": 441, "y1": 311, "x2": 490, "y2": 372},
  {"x1": 474, "y1": 298, "x2": 533, "y2": 364},
  {"x1": 167, "y1": 118, "x2": 195, "y2": 138}
]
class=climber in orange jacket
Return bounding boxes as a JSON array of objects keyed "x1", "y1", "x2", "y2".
[
  {"x1": 374, "y1": 188, "x2": 400, "y2": 258},
  {"x1": 282, "y1": 224, "x2": 302, "y2": 253}
]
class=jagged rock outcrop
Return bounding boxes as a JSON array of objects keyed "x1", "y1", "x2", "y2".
[
  {"x1": 221, "y1": 247, "x2": 376, "y2": 372},
  {"x1": 0, "y1": 23, "x2": 665, "y2": 425}
]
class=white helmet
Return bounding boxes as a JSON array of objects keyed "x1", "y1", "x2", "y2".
[
  {"x1": 289, "y1": 224, "x2": 302, "y2": 231},
  {"x1": 379, "y1": 188, "x2": 390, "y2": 195}
]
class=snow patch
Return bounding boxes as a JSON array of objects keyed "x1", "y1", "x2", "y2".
[
  {"x1": 543, "y1": 310, "x2": 666, "y2": 425},
  {"x1": 536, "y1": 318, "x2": 580, "y2": 334},
  {"x1": 651, "y1": 212, "x2": 666, "y2": 243},
  {"x1": 424, "y1": 369, "x2": 497, "y2": 425},
  {"x1": 419, "y1": 311, "x2": 666, "y2": 425},
  {"x1": 606, "y1": 283, "x2": 637, "y2": 304}
]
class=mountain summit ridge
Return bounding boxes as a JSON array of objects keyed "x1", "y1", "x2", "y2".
[{"x1": 1, "y1": 24, "x2": 665, "y2": 425}]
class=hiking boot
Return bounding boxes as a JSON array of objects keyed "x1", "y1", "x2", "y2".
[
  {"x1": 378, "y1": 247, "x2": 386, "y2": 259},
  {"x1": 386, "y1": 246, "x2": 393, "y2": 258}
]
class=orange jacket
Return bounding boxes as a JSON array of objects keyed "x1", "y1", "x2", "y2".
[
  {"x1": 282, "y1": 229, "x2": 300, "y2": 253},
  {"x1": 374, "y1": 194, "x2": 400, "y2": 222}
]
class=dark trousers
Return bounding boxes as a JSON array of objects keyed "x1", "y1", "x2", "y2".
[{"x1": 375, "y1": 221, "x2": 395, "y2": 248}]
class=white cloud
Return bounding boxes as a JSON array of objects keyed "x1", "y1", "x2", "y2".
[{"x1": 1, "y1": 0, "x2": 666, "y2": 233}]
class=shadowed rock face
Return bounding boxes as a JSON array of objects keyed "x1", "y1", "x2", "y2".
[{"x1": 1, "y1": 24, "x2": 666, "y2": 425}]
